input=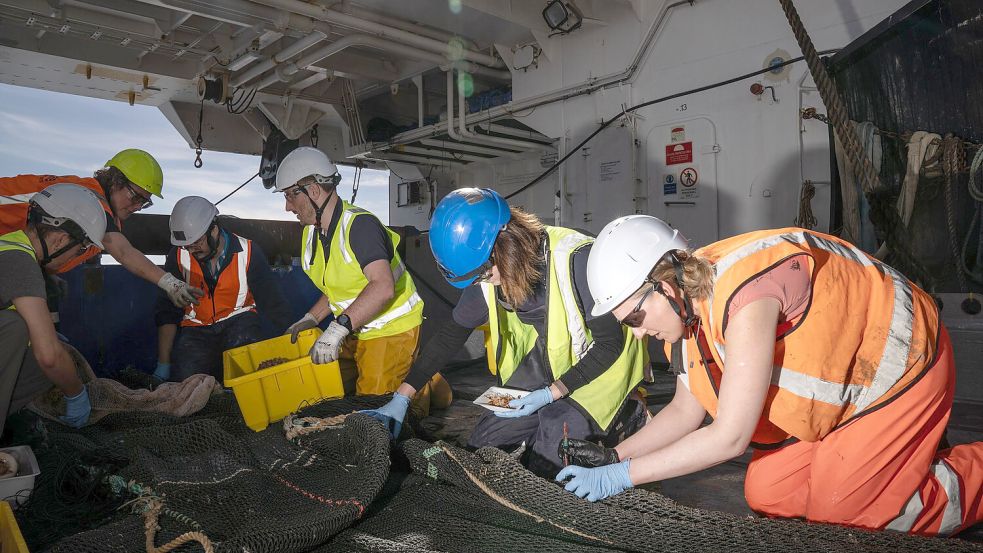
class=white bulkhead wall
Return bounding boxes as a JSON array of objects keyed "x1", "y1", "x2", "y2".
[{"x1": 391, "y1": 0, "x2": 908, "y2": 246}]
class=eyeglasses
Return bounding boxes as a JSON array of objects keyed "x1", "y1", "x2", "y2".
[
  {"x1": 124, "y1": 183, "x2": 153, "y2": 210},
  {"x1": 283, "y1": 183, "x2": 312, "y2": 201}
]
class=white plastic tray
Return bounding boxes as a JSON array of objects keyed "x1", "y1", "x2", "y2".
[
  {"x1": 473, "y1": 386, "x2": 531, "y2": 412},
  {"x1": 0, "y1": 446, "x2": 40, "y2": 509}
]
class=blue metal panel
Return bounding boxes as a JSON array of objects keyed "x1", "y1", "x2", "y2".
[{"x1": 59, "y1": 263, "x2": 326, "y2": 378}]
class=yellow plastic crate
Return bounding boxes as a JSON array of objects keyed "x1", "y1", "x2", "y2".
[
  {"x1": 0, "y1": 501, "x2": 29, "y2": 553},
  {"x1": 222, "y1": 328, "x2": 344, "y2": 432}
]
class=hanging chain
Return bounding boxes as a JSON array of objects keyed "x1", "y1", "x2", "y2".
[
  {"x1": 310, "y1": 124, "x2": 319, "y2": 148},
  {"x1": 351, "y1": 161, "x2": 361, "y2": 203},
  {"x1": 194, "y1": 97, "x2": 205, "y2": 168}
]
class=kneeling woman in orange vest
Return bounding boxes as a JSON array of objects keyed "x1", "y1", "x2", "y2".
[
  {"x1": 556, "y1": 215, "x2": 983, "y2": 537},
  {"x1": 362, "y1": 188, "x2": 649, "y2": 477}
]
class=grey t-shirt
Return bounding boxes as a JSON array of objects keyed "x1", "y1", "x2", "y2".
[{"x1": 0, "y1": 249, "x2": 45, "y2": 310}]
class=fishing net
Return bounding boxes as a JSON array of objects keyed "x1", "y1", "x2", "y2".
[
  {"x1": 322, "y1": 439, "x2": 983, "y2": 553},
  {"x1": 13, "y1": 394, "x2": 981, "y2": 553},
  {"x1": 27, "y1": 345, "x2": 220, "y2": 425},
  {"x1": 14, "y1": 395, "x2": 393, "y2": 552}
]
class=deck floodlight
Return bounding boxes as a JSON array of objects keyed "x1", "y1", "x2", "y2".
[{"x1": 542, "y1": 0, "x2": 583, "y2": 34}]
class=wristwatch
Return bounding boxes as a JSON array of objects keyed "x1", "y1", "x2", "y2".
[{"x1": 336, "y1": 313, "x2": 353, "y2": 332}]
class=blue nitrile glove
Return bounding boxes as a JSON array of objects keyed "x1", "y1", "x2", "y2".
[
  {"x1": 153, "y1": 361, "x2": 171, "y2": 381},
  {"x1": 494, "y1": 387, "x2": 553, "y2": 418},
  {"x1": 59, "y1": 385, "x2": 92, "y2": 428},
  {"x1": 360, "y1": 392, "x2": 411, "y2": 439},
  {"x1": 555, "y1": 459, "x2": 633, "y2": 502}
]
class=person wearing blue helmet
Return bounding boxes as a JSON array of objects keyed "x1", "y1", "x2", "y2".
[{"x1": 362, "y1": 187, "x2": 649, "y2": 477}]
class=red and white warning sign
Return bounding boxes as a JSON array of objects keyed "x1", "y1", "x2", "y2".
[
  {"x1": 679, "y1": 166, "x2": 699, "y2": 200},
  {"x1": 665, "y1": 142, "x2": 693, "y2": 165}
]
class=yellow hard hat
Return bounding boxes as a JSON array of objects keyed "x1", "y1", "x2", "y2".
[{"x1": 105, "y1": 149, "x2": 164, "y2": 197}]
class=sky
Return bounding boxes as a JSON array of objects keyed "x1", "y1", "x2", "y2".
[{"x1": 0, "y1": 82, "x2": 390, "y2": 224}]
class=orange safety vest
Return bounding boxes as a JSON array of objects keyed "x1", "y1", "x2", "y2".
[
  {"x1": 666, "y1": 228, "x2": 940, "y2": 449},
  {"x1": 0, "y1": 174, "x2": 120, "y2": 273},
  {"x1": 177, "y1": 233, "x2": 256, "y2": 327}
]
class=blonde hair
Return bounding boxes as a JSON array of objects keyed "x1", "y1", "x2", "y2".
[
  {"x1": 491, "y1": 206, "x2": 545, "y2": 307},
  {"x1": 647, "y1": 250, "x2": 714, "y2": 302}
]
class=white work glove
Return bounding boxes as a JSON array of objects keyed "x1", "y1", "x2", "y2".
[
  {"x1": 309, "y1": 321, "x2": 350, "y2": 364},
  {"x1": 287, "y1": 312, "x2": 319, "y2": 343},
  {"x1": 157, "y1": 273, "x2": 204, "y2": 308}
]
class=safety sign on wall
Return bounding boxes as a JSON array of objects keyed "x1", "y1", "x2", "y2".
[
  {"x1": 665, "y1": 142, "x2": 693, "y2": 165},
  {"x1": 663, "y1": 174, "x2": 677, "y2": 195},
  {"x1": 679, "y1": 166, "x2": 699, "y2": 199}
]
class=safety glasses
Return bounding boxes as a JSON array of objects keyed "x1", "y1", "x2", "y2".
[
  {"x1": 283, "y1": 183, "x2": 312, "y2": 201},
  {"x1": 437, "y1": 255, "x2": 495, "y2": 286},
  {"x1": 125, "y1": 183, "x2": 153, "y2": 210},
  {"x1": 619, "y1": 283, "x2": 655, "y2": 328}
]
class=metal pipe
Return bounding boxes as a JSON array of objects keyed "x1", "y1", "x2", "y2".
[
  {"x1": 247, "y1": 0, "x2": 505, "y2": 68},
  {"x1": 474, "y1": 123, "x2": 551, "y2": 143},
  {"x1": 381, "y1": 0, "x2": 694, "y2": 147},
  {"x1": 419, "y1": 139, "x2": 521, "y2": 157},
  {"x1": 255, "y1": 34, "x2": 509, "y2": 90},
  {"x1": 413, "y1": 75, "x2": 424, "y2": 129},
  {"x1": 398, "y1": 146, "x2": 487, "y2": 163},
  {"x1": 134, "y1": 0, "x2": 332, "y2": 36},
  {"x1": 446, "y1": 70, "x2": 465, "y2": 142},
  {"x1": 231, "y1": 29, "x2": 328, "y2": 86},
  {"x1": 376, "y1": 153, "x2": 466, "y2": 170},
  {"x1": 345, "y1": 5, "x2": 478, "y2": 49}
]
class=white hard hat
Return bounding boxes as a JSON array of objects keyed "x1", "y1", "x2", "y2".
[
  {"x1": 169, "y1": 196, "x2": 218, "y2": 246},
  {"x1": 274, "y1": 146, "x2": 340, "y2": 192},
  {"x1": 587, "y1": 215, "x2": 688, "y2": 316},
  {"x1": 31, "y1": 184, "x2": 107, "y2": 249}
]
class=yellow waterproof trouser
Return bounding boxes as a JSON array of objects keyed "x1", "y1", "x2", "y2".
[{"x1": 339, "y1": 325, "x2": 453, "y2": 415}]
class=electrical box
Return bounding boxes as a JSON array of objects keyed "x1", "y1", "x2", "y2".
[{"x1": 397, "y1": 180, "x2": 425, "y2": 207}]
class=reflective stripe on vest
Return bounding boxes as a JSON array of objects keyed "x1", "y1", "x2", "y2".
[
  {"x1": 301, "y1": 201, "x2": 423, "y2": 339},
  {"x1": 0, "y1": 175, "x2": 118, "y2": 274},
  {"x1": 484, "y1": 226, "x2": 647, "y2": 430},
  {"x1": 0, "y1": 193, "x2": 37, "y2": 205},
  {"x1": 0, "y1": 231, "x2": 37, "y2": 311},
  {"x1": 177, "y1": 235, "x2": 255, "y2": 326},
  {"x1": 679, "y1": 228, "x2": 938, "y2": 446},
  {"x1": 711, "y1": 231, "x2": 916, "y2": 412},
  {"x1": 886, "y1": 459, "x2": 964, "y2": 535}
]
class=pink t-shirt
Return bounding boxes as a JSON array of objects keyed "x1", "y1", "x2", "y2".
[{"x1": 726, "y1": 254, "x2": 811, "y2": 331}]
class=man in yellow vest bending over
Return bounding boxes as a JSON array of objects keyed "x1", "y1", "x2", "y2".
[{"x1": 275, "y1": 147, "x2": 450, "y2": 409}]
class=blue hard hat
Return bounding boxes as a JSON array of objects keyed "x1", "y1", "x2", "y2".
[{"x1": 430, "y1": 188, "x2": 511, "y2": 288}]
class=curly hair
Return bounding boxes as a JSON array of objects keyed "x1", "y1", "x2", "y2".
[
  {"x1": 93, "y1": 166, "x2": 129, "y2": 195},
  {"x1": 645, "y1": 250, "x2": 715, "y2": 302}
]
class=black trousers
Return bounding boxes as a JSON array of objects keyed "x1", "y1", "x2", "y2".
[
  {"x1": 467, "y1": 396, "x2": 647, "y2": 478},
  {"x1": 172, "y1": 311, "x2": 264, "y2": 383}
]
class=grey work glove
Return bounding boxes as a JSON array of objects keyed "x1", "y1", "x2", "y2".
[
  {"x1": 157, "y1": 273, "x2": 204, "y2": 308},
  {"x1": 287, "y1": 312, "x2": 319, "y2": 344},
  {"x1": 309, "y1": 320, "x2": 350, "y2": 364}
]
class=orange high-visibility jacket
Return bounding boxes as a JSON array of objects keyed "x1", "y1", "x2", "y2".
[
  {"x1": 0, "y1": 174, "x2": 119, "y2": 273},
  {"x1": 177, "y1": 234, "x2": 257, "y2": 327},
  {"x1": 667, "y1": 228, "x2": 940, "y2": 448}
]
